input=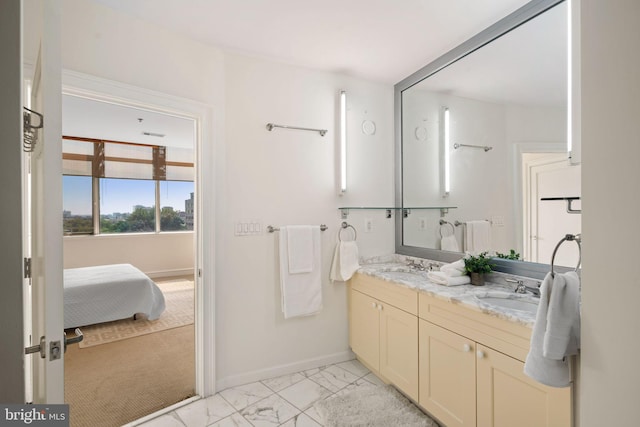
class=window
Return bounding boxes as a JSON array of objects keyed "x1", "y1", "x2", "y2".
[
  {"x1": 160, "y1": 181, "x2": 195, "y2": 232},
  {"x1": 63, "y1": 176, "x2": 94, "y2": 235},
  {"x1": 99, "y1": 179, "x2": 156, "y2": 234},
  {"x1": 62, "y1": 136, "x2": 194, "y2": 235}
]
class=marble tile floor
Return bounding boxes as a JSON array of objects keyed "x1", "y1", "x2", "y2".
[{"x1": 138, "y1": 359, "x2": 385, "y2": 427}]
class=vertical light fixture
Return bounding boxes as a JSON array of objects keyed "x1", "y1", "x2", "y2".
[
  {"x1": 440, "y1": 106, "x2": 451, "y2": 197},
  {"x1": 340, "y1": 90, "x2": 347, "y2": 194}
]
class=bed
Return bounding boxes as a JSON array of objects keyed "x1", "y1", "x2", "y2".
[{"x1": 63, "y1": 264, "x2": 166, "y2": 329}]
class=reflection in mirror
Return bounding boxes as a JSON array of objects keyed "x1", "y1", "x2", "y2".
[{"x1": 396, "y1": 0, "x2": 581, "y2": 274}]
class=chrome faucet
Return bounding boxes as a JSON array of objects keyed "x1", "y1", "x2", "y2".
[
  {"x1": 407, "y1": 259, "x2": 426, "y2": 271},
  {"x1": 407, "y1": 259, "x2": 438, "y2": 271},
  {"x1": 506, "y1": 278, "x2": 541, "y2": 297}
]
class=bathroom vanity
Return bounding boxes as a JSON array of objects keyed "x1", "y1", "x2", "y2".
[{"x1": 348, "y1": 261, "x2": 571, "y2": 427}]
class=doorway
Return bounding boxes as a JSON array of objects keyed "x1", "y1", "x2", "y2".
[
  {"x1": 60, "y1": 94, "x2": 198, "y2": 426},
  {"x1": 523, "y1": 152, "x2": 581, "y2": 267}
]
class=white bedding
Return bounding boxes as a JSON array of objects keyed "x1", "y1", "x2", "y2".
[{"x1": 64, "y1": 264, "x2": 166, "y2": 329}]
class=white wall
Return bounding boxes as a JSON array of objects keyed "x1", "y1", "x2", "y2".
[
  {"x1": 580, "y1": 1, "x2": 640, "y2": 425},
  {"x1": 63, "y1": 233, "x2": 194, "y2": 277},
  {"x1": 59, "y1": 0, "x2": 395, "y2": 389},
  {"x1": 402, "y1": 89, "x2": 565, "y2": 254},
  {"x1": 218, "y1": 53, "x2": 394, "y2": 386}
]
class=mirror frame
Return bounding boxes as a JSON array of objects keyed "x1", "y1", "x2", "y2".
[{"x1": 394, "y1": 0, "x2": 569, "y2": 279}]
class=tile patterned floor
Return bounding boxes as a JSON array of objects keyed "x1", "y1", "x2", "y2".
[{"x1": 139, "y1": 359, "x2": 385, "y2": 427}]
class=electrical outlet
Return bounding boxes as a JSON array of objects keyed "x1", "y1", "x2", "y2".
[
  {"x1": 419, "y1": 217, "x2": 427, "y2": 230},
  {"x1": 364, "y1": 218, "x2": 373, "y2": 233}
]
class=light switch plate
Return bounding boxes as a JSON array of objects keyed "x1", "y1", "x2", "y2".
[{"x1": 235, "y1": 220, "x2": 262, "y2": 236}]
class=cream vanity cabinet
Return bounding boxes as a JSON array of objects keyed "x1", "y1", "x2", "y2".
[
  {"x1": 419, "y1": 293, "x2": 572, "y2": 427},
  {"x1": 349, "y1": 273, "x2": 419, "y2": 401}
]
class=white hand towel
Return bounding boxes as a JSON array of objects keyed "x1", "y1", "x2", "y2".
[
  {"x1": 543, "y1": 271, "x2": 581, "y2": 360},
  {"x1": 464, "y1": 220, "x2": 491, "y2": 254},
  {"x1": 329, "y1": 241, "x2": 360, "y2": 282},
  {"x1": 287, "y1": 225, "x2": 314, "y2": 274},
  {"x1": 524, "y1": 272, "x2": 571, "y2": 387},
  {"x1": 440, "y1": 259, "x2": 466, "y2": 277},
  {"x1": 279, "y1": 226, "x2": 322, "y2": 319},
  {"x1": 427, "y1": 271, "x2": 471, "y2": 286},
  {"x1": 441, "y1": 235, "x2": 460, "y2": 252}
]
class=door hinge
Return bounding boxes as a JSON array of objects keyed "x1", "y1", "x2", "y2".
[{"x1": 24, "y1": 257, "x2": 32, "y2": 279}]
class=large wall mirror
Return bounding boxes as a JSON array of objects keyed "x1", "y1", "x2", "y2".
[{"x1": 394, "y1": 0, "x2": 581, "y2": 278}]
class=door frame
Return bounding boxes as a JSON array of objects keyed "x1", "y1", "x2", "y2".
[
  {"x1": 511, "y1": 142, "x2": 566, "y2": 261},
  {"x1": 523, "y1": 153, "x2": 570, "y2": 262},
  {"x1": 60, "y1": 70, "x2": 217, "y2": 398}
]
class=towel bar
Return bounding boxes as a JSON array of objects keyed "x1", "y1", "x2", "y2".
[
  {"x1": 266, "y1": 123, "x2": 327, "y2": 137},
  {"x1": 454, "y1": 219, "x2": 491, "y2": 226},
  {"x1": 267, "y1": 224, "x2": 328, "y2": 233}
]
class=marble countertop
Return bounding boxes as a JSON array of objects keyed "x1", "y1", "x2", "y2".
[{"x1": 356, "y1": 261, "x2": 539, "y2": 328}]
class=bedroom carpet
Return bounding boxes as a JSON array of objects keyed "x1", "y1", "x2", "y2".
[
  {"x1": 65, "y1": 323, "x2": 195, "y2": 427},
  {"x1": 314, "y1": 385, "x2": 439, "y2": 427},
  {"x1": 78, "y1": 278, "x2": 194, "y2": 348}
]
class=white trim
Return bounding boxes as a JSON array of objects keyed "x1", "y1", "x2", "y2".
[
  {"x1": 145, "y1": 268, "x2": 195, "y2": 280},
  {"x1": 216, "y1": 351, "x2": 355, "y2": 392},
  {"x1": 523, "y1": 153, "x2": 570, "y2": 263},
  {"x1": 511, "y1": 142, "x2": 565, "y2": 260},
  {"x1": 122, "y1": 395, "x2": 201, "y2": 427},
  {"x1": 61, "y1": 69, "x2": 216, "y2": 398}
]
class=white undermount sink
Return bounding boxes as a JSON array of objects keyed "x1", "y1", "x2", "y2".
[{"x1": 473, "y1": 292, "x2": 539, "y2": 314}]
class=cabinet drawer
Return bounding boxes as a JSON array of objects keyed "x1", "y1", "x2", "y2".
[
  {"x1": 419, "y1": 293, "x2": 531, "y2": 362},
  {"x1": 350, "y1": 273, "x2": 418, "y2": 315}
]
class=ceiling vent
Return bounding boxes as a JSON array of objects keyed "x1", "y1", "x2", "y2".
[{"x1": 142, "y1": 131, "x2": 165, "y2": 138}]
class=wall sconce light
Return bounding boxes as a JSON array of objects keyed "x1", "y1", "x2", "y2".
[
  {"x1": 340, "y1": 90, "x2": 347, "y2": 194},
  {"x1": 440, "y1": 106, "x2": 451, "y2": 197}
]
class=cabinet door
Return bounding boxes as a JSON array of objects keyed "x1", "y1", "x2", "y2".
[
  {"x1": 419, "y1": 320, "x2": 476, "y2": 427},
  {"x1": 349, "y1": 289, "x2": 380, "y2": 370},
  {"x1": 379, "y1": 303, "x2": 419, "y2": 401},
  {"x1": 476, "y1": 345, "x2": 571, "y2": 427}
]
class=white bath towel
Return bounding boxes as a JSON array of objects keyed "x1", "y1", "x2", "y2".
[
  {"x1": 543, "y1": 271, "x2": 581, "y2": 360},
  {"x1": 287, "y1": 225, "x2": 314, "y2": 274},
  {"x1": 441, "y1": 235, "x2": 460, "y2": 252},
  {"x1": 440, "y1": 259, "x2": 466, "y2": 277},
  {"x1": 329, "y1": 241, "x2": 360, "y2": 282},
  {"x1": 427, "y1": 271, "x2": 471, "y2": 286},
  {"x1": 524, "y1": 272, "x2": 573, "y2": 387},
  {"x1": 464, "y1": 220, "x2": 491, "y2": 254},
  {"x1": 279, "y1": 226, "x2": 322, "y2": 319}
]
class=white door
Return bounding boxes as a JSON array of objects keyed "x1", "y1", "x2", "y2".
[
  {"x1": 0, "y1": 0, "x2": 27, "y2": 404},
  {"x1": 24, "y1": 0, "x2": 65, "y2": 404},
  {"x1": 526, "y1": 155, "x2": 581, "y2": 267}
]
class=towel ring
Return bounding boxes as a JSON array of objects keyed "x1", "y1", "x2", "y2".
[
  {"x1": 339, "y1": 221, "x2": 357, "y2": 241},
  {"x1": 550, "y1": 234, "x2": 582, "y2": 277},
  {"x1": 438, "y1": 219, "x2": 455, "y2": 238}
]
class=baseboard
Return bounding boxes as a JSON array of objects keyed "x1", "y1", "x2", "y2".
[
  {"x1": 215, "y1": 350, "x2": 356, "y2": 392},
  {"x1": 146, "y1": 268, "x2": 195, "y2": 279}
]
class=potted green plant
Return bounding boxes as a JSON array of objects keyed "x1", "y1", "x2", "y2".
[
  {"x1": 463, "y1": 252, "x2": 494, "y2": 286},
  {"x1": 495, "y1": 249, "x2": 521, "y2": 260}
]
